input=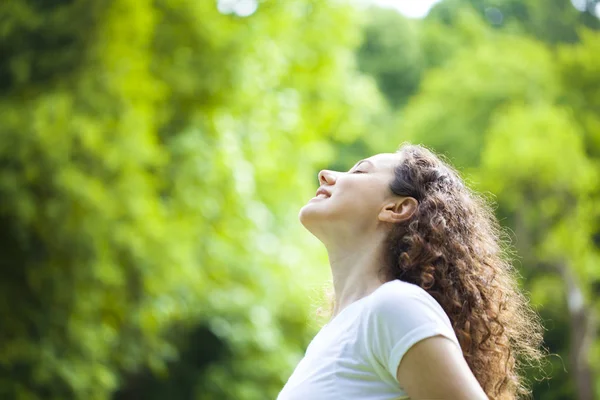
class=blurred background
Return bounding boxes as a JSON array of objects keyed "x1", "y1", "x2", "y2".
[{"x1": 0, "y1": 0, "x2": 599, "y2": 399}]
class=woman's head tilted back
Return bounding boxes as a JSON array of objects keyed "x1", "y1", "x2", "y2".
[{"x1": 299, "y1": 143, "x2": 544, "y2": 400}]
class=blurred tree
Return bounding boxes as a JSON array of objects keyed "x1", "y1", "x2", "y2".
[
  {"x1": 356, "y1": 0, "x2": 600, "y2": 111},
  {"x1": 354, "y1": 3, "x2": 600, "y2": 399},
  {"x1": 395, "y1": 25, "x2": 600, "y2": 400},
  {"x1": 428, "y1": 0, "x2": 600, "y2": 43},
  {"x1": 357, "y1": 8, "x2": 425, "y2": 108},
  {"x1": 478, "y1": 102, "x2": 599, "y2": 400},
  {"x1": 0, "y1": 0, "x2": 381, "y2": 399},
  {"x1": 356, "y1": 5, "x2": 491, "y2": 110},
  {"x1": 398, "y1": 34, "x2": 559, "y2": 168}
]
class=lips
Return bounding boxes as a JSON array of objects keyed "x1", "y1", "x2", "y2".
[{"x1": 315, "y1": 187, "x2": 331, "y2": 199}]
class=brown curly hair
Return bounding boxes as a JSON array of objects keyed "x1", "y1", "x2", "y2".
[{"x1": 381, "y1": 143, "x2": 544, "y2": 399}]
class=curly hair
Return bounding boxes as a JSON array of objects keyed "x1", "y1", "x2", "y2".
[{"x1": 381, "y1": 143, "x2": 544, "y2": 399}]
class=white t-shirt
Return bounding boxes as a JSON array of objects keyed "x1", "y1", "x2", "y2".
[{"x1": 277, "y1": 279, "x2": 462, "y2": 400}]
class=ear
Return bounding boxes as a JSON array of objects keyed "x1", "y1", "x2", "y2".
[{"x1": 378, "y1": 197, "x2": 418, "y2": 224}]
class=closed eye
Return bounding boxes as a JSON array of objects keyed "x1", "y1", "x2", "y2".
[{"x1": 352, "y1": 170, "x2": 366, "y2": 174}]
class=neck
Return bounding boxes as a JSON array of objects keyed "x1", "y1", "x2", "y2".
[{"x1": 326, "y1": 232, "x2": 388, "y2": 318}]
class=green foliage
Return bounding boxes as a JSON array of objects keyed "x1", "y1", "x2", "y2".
[
  {"x1": 399, "y1": 35, "x2": 558, "y2": 168},
  {"x1": 429, "y1": 0, "x2": 600, "y2": 43},
  {"x1": 354, "y1": 3, "x2": 600, "y2": 399},
  {"x1": 0, "y1": 0, "x2": 380, "y2": 399},
  {"x1": 2, "y1": 0, "x2": 599, "y2": 399},
  {"x1": 357, "y1": 8, "x2": 424, "y2": 108}
]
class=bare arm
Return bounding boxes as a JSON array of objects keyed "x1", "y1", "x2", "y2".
[{"x1": 396, "y1": 336, "x2": 488, "y2": 400}]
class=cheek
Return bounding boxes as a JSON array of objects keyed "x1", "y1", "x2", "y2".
[{"x1": 335, "y1": 180, "x2": 387, "y2": 213}]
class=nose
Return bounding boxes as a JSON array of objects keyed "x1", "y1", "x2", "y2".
[{"x1": 318, "y1": 170, "x2": 336, "y2": 186}]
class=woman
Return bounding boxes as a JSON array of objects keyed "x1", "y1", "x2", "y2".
[{"x1": 278, "y1": 144, "x2": 544, "y2": 400}]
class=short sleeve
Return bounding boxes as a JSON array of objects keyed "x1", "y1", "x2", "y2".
[{"x1": 364, "y1": 281, "x2": 461, "y2": 381}]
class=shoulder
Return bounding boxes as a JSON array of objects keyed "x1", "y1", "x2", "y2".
[
  {"x1": 362, "y1": 280, "x2": 462, "y2": 382},
  {"x1": 364, "y1": 279, "x2": 455, "y2": 334},
  {"x1": 367, "y1": 280, "x2": 444, "y2": 316},
  {"x1": 372, "y1": 279, "x2": 429, "y2": 299}
]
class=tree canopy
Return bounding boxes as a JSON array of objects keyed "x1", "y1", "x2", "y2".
[{"x1": 1, "y1": 0, "x2": 599, "y2": 399}]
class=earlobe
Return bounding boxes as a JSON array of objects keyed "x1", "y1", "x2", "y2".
[{"x1": 378, "y1": 197, "x2": 418, "y2": 223}]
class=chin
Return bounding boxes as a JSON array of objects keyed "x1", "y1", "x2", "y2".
[
  {"x1": 298, "y1": 202, "x2": 324, "y2": 232},
  {"x1": 298, "y1": 204, "x2": 313, "y2": 226}
]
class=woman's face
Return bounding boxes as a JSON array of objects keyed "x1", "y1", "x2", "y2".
[{"x1": 299, "y1": 152, "x2": 404, "y2": 238}]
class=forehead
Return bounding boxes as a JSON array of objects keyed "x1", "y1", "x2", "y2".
[{"x1": 363, "y1": 152, "x2": 402, "y2": 171}]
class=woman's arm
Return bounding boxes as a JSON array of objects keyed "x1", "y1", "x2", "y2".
[{"x1": 396, "y1": 335, "x2": 488, "y2": 400}]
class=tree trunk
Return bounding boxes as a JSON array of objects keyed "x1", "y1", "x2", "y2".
[{"x1": 559, "y1": 263, "x2": 597, "y2": 400}]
